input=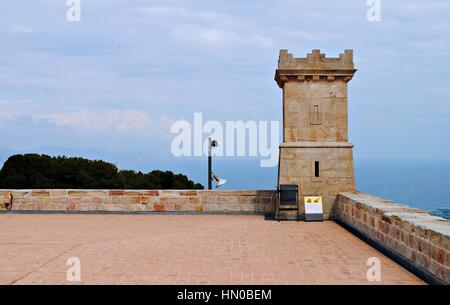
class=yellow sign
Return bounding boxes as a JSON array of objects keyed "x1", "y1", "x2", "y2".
[
  {"x1": 304, "y1": 196, "x2": 322, "y2": 204},
  {"x1": 304, "y1": 196, "x2": 323, "y2": 221},
  {"x1": 304, "y1": 196, "x2": 323, "y2": 219}
]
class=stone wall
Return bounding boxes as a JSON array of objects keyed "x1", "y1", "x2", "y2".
[
  {"x1": 334, "y1": 192, "x2": 450, "y2": 284},
  {"x1": 278, "y1": 143, "x2": 355, "y2": 219},
  {"x1": 0, "y1": 189, "x2": 276, "y2": 214}
]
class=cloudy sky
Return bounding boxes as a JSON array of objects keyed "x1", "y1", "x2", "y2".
[{"x1": 0, "y1": 0, "x2": 449, "y2": 188}]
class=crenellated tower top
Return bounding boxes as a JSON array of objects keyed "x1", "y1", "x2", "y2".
[{"x1": 275, "y1": 49, "x2": 357, "y2": 87}]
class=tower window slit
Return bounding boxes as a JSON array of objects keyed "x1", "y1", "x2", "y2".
[{"x1": 314, "y1": 161, "x2": 320, "y2": 177}]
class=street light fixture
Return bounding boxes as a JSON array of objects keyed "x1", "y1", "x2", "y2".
[
  {"x1": 208, "y1": 137, "x2": 226, "y2": 189},
  {"x1": 212, "y1": 172, "x2": 227, "y2": 188}
]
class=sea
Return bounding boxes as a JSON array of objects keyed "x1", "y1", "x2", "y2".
[{"x1": 354, "y1": 159, "x2": 450, "y2": 219}]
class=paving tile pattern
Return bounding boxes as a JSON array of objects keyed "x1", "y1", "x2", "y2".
[{"x1": 0, "y1": 214, "x2": 424, "y2": 284}]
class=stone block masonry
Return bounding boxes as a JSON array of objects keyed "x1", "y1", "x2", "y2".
[
  {"x1": 275, "y1": 50, "x2": 356, "y2": 219},
  {"x1": 0, "y1": 189, "x2": 276, "y2": 214},
  {"x1": 334, "y1": 192, "x2": 450, "y2": 284}
]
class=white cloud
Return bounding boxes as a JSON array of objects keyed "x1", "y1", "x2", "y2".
[
  {"x1": 41, "y1": 109, "x2": 151, "y2": 132},
  {"x1": 138, "y1": 5, "x2": 232, "y2": 24},
  {"x1": 8, "y1": 24, "x2": 35, "y2": 34},
  {"x1": 172, "y1": 25, "x2": 272, "y2": 47},
  {"x1": 286, "y1": 30, "x2": 346, "y2": 41},
  {"x1": 138, "y1": 5, "x2": 272, "y2": 47},
  {"x1": 387, "y1": 0, "x2": 450, "y2": 14},
  {"x1": 0, "y1": 101, "x2": 174, "y2": 135},
  {"x1": 158, "y1": 114, "x2": 174, "y2": 132}
]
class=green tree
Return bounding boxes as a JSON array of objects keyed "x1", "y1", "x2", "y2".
[{"x1": 0, "y1": 154, "x2": 204, "y2": 189}]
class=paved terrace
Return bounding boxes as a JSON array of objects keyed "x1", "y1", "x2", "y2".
[{"x1": 0, "y1": 214, "x2": 423, "y2": 284}]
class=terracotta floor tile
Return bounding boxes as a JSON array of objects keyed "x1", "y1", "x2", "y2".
[{"x1": 0, "y1": 214, "x2": 424, "y2": 285}]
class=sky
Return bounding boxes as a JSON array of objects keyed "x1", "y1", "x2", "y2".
[{"x1": 0, "y1": 0, "x2": 449, "y2": 189}]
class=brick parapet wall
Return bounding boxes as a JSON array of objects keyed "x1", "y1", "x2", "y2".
[
  {"x1": 0, "y1": 189, "x2": 277, "y2": 214},
  {"x1": 334, "y1": 192, "x2": 450, "y2": 284}
]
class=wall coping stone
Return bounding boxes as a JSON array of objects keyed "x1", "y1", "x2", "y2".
[{"x1": 335, "y1": 191, "x2": 450, "y2": 284}]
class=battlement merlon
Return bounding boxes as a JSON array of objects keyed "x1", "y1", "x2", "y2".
[{"x1": 275, "y1": 49, "x2": 357, "y2": 87}]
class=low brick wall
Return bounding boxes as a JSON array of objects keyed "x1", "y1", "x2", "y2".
[
  {"x1": 0, "y1": 189, "x2": 276, "y2": 214},
  {"x1": 334, "y1": 192, "x2": 450, "y2": 284}
]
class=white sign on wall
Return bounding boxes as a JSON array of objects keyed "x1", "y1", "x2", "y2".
[{"x1": 304, "y1": 196, "x2": 323, "y2": 221}]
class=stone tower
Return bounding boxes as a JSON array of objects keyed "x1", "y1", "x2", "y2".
[{"x1": 275, "y1": 49, "x2": 356, "y2": 219}]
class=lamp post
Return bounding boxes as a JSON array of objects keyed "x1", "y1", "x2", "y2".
[
  {"x1": 207, "y1": 138, "x2": 226, "y2": 189},
  {"x1": 208, "y1": 138, "x2": 212, "y2": 190},
  {"x1": 208, "y1": 137, "x2": 215, "y2": 190}
]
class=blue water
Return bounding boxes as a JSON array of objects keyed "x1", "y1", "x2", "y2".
[{"x1": 355, "y1": 159, "x2": 450, "y2": 218}]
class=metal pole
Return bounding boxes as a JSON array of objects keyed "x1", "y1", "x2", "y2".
[{"x1": 208, "y1": 137, "x2": 212, "y2": 190}]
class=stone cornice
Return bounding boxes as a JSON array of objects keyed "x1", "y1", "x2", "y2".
[
  {"x1": 280, "y1": 141, "x2": 354, "y2": 148},
  {"x1": 275, "y1": 69, "x2": 357, "y2": 87}
]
